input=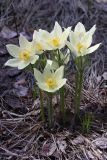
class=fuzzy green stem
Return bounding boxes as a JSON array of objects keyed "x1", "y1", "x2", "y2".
[
  {"x1": 29, "y1": 64, "x2": 34, "y2": 74},
  {"x1": 25, "y1": 64, "x2": 36, "y2": 100},
  {"x1": 30, "y1": 64, "x2": 37, "y2": 100},
  {"x1": 74, "y1": 57, "x2": 84, "y2": 117},
  {"x1": 57, "y1": 49, "x2": 66, "y2": 125},
  {"x1": 57, "y1": 49, "x2": 62, "y2": 66},
  {"x1": 32, "y1": 87, "x2": 36, "y2": 100},
  {"x1": 75, "y1": 70, "x2": 84, "y2": 115},
  {"x1": 47, "y1": 93, "x2": 53, "y2": 127},
  {"x1": 60, "y1": 86, "x2": 65, "y2": 125},
  {"x1": 40, "y1": 90, "x2": 45, "y2": 122}
]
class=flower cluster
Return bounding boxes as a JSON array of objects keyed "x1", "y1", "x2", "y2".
[
  {"x1": 4, "y1": 22, "x2": 101, "y2": 126},
  {"x1": 67, "y1": 22, "x2": 101, "y2": 57}
]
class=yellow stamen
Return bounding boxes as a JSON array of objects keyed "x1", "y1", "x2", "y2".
[
  {"x1": 51, "y1": 38, "x2": 60, "y2": 47},
  {"x1": 46, "y1": 78, "x2": 57, "y2": 89},
  {"x1": 19, "y1": 50, "x2": 30, "y2": 61},
  {"x1": 76, "y1": 43, "x2": 84, "y2": 53},
  {"x1": 36, "y1": 42, "x2": 43, "y2": 52}
]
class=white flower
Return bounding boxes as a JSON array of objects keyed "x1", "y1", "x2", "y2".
[
  {"x1": 33, "y1": 29, "x2": 50, "y2": 54},
  {"x1": 5, "y1": 34, "x2": 39, "y2": 69},
  {"x1": 34, "y1": 65, "x2": 67, "y2": 93},
  {"x1": 44, "y1": 59, "x2": 59, "y2": 71},
  {"x1": 47, "y1": 22, "x2": 71, "y2": 50},
  {"x1": 66, "y1": 22, "x2": 101, "y2": 57},
  {"x1": 33, "y1": 22, "x2": 71, "y2": 52}
]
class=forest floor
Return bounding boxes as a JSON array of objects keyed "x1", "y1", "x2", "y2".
[{"x1": 0, "y1": 0, "x2": 107, "y2": 159}]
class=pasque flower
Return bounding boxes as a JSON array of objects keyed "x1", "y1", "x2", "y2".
[
  {"x1": 33, "y1": 29, "x2": 50, "y2": 54},
  {"x1": 5, "y1": 34, "x2": 39, "y2": 69},
  {"x1": 66, "y1": 22, "x2": 101, "y2": 57},
  {"x1": 47, "y1": 22, "x2": 71, "y2": 50},
  {"x1": 34, "y1": 64, "x2": 66, "y2": 93},
  {"x1": 44, "y1": 59, "x2": 59, "y2": 71},
  {"x1": 33, "y1": 22, "x2": 71, "y2": 51}
]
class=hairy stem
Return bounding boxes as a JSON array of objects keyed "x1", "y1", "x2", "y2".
[
  {"x1": 74, "y1": 57, "x2": 84, "y2": 117},
  {"x1": 60, "y1": 86, "x2": 65, "y2": 125},
  {"x1": 48, "y1": 93, "x2": 53, "y2": 127},
  {"x1": 40, "y1": 90, "x2": 45, "y2": 122},
  {"x1": 30, "y1": 64, "x2": 37, "y2": 100}
]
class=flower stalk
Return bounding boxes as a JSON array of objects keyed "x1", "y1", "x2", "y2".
[
  {"x1": 40, "y1": 90, "x2": 45, "y2": 122},
  {"x1": 29, "y1": 64, "x2": 37, "y2": 100},
  {"x1": 25, "y1": 64, "x2": 37, "y2": 100},
  {"x1": 60, "y1": 86, "x2": 65, "y2": 125},
  {"x1": 74, "y1": 57, "x2": 84, "y2": 117},
  {"x1": 57, "y1": 50, "x2": 66, "y2": 125},
  {"x1": 47, "y1": 93, "x2": 53, "y2": 127}
]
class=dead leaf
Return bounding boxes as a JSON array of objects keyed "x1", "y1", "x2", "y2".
[
  {"x1": 52, "y1": 95, "x2": 59, "y2": 106},
  {"x1": 14, "y1": 85, "x2": 28, "y2": 97},
  {"x1": 0, "y1": 26, "x2": 17, "y2": 39},
  {"x1": 87, "y1": 150, "x2": 95, "y2": 159},
  {"x1": 77, "y1": 0, "x2": 88, "y2": 14},
  {"x1": 14, "y1": 79, "x2": 28, "y2": 97},
  {"x1": 72, "y1": 136, "x2": 85, "y2": 145},
  {"x1": 7, "y1": 68, "x2": 21, "y2": 77},
  {"x1": 96, "y1": 0, "x2": 107, "y2": 2},
  {"x1": 93, "y1": 137, "x2": 107, "y2": 149},
  {"x1": 42, "y1": 142, "x2": 56, "y2": 156},
  {"x1": 96, "y1": 75, "x2": 101, "y2": 83},
  {"x1": 57, "y1": 140, "x2": 67, "y2": 153},
  {"x1": 4, "y1": 93, "x2": 28, "y2": 113}
]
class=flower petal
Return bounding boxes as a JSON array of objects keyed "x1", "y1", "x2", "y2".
[
  {"x1": 37, "y1": 82, "x2": 55, "y2": 92},
  {"x1": 45, "y1": 60, "x2": 59, "y2": 71},
  {"x1": 53, "y1": 21, "x2": 62, "y2": 38},
  {"x1": 38, "y1": 78, "x2": 67, "y2": 93},
  {"x1": 37, "y1": 82, "x2": 49, "y2": 92},
  {"x1": 18, "y1": 61, "x2": 30, "y2": 69},
  {"x1": 5, "y1": 58, "x2": 30, "y2": 69},
  {"x1": 74, "y1": 22, "x2": 86, "y2": 33},
  {"x1": 4, "y1": 58, "x2": 20, "y2": 67},
  {"x1": 87, "y1": 43, "x2": 101, "y2": 54},
  {"x1": 19, "y1": 34, "x2": 31, "y2": 49},
  {"x1": 61, "y1": 27, "x2": 71, "y2": 42},
  {"x1": 33, "y1": 30, "x2": 49, "y2": 40},
  {"x1": 34, "y1": 68, "x2": 43, "y2": 82},
  {"x1": 44, "y1": 60, "x2": 52, "y2": 70},
  {"x1": 54, "y1": 66, "x2": 64, "y2": 80},
  {"x1": 81, "y1": 25, "x2": 96, "y2": 48},
  {"x1": 66, "y1": 41, "x2": 76, "y2": 55},
  {"x1": 30, "y1": 55, "x2": 39, "y2": 64},
  {"x1": 6, "y1": 44, "x2": 21, "y2": 58},
  {"x1": 33, "y1": 30, "x2": 39, "y2": 40},
  {"x1": 33, "y1": 30, "x2": 51, "y2": 51},
  {"x1": 87, "y1": 25, "x2": 96, "y2": 36},
  {"x1": 69, "y1": 31, "x2": 77, "y2": 46},
  {"x1": 39, "y1": 29, "x2": 50, "y2": 39},
  {"x1": 56, "y1": 78, "x2": 67, "y2": 90},
  {"x1": 81, "y1": 33, "x2": 93, "y2": 48},
  {"x1": 43, "y1": 62, "x2": 53, "y2": 77}
]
